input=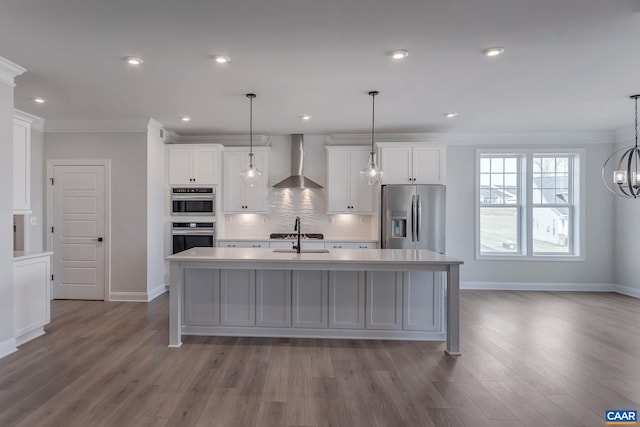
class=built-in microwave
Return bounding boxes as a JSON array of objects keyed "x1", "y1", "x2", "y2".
[
  {"x1": 171, "y1": 222, "x2": 216, "y2": 254},
  {"x1": 170, "y1": 187, "x2": 215, "y2": 216}
]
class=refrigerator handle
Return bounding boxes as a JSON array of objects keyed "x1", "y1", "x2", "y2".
[
  {"x1": 416, "y1": 194, "x2": 422, "y2": 242},
  {"x1": 411, "y1": 195, "x2": 416, "y2": 242}
]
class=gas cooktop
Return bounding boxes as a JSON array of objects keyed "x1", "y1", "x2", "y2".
[{"x1": 270, "y1": 233, "x2": 324, "y2": 240}]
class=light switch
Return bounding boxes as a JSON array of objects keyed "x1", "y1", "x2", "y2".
[{"x1": 30, "y1": 216, "x2": 37, "y2": 226}]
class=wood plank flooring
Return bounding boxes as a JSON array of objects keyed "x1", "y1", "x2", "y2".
[{"x1": 0, "y1": 290, "x2": 638, "y2": 426}]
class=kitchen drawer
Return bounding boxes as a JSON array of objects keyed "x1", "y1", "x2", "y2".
[
  {"x1": 220, "y1": 241, "x2": 268, "y2": 248},
  {"x1": 270, "y1": 241, "x2": 325, "y2": 250},
  {"x1": 325, "y1": 242, "x2": 377, "y2": 249}
]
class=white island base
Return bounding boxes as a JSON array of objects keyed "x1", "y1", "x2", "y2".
[{"x1": 168, "y1": 248, "x2": 462, "y2": 355}]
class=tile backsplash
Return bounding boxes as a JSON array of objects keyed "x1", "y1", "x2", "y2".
[{"x1": 221, "y1": 135, "x2": 377, "y2": 240}]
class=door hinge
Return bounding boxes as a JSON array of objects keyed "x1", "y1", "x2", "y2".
[
  {"x1": 50, "y1": 177, "x2": 54, "y2": 185},
  {"x1": 51, "y1": 226, "x2": 54, "y2": 233},
  {"x1": 51, "y1": 274, "x2": 54, "y2": 281}
]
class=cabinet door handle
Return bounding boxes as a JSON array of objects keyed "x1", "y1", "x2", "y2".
[
  {"x1": 228, "y1": 244, "x2": 236, "y2": 247},
  {"x1": 333, "y1": 245, "x2": 342, "y2": 248}
]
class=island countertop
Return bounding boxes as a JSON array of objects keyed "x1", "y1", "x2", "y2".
[{"x1": 166, "y1": 247, "x2": 462, "y2": 270}]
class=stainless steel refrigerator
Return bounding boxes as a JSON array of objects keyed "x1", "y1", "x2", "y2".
[{"x1": 381, "y1": 184, "x2": 445, "y2": 253}]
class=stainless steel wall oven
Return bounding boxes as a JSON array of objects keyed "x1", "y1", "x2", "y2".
[
  {"x1": 170, "y1": 187, "x2": 215, "y2": 216},
  {"x1": 171, "y1": 222, "x2": 216, "y2": 254}
]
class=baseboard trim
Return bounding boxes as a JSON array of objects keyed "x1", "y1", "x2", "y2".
[
  {"x1": 147, "y1": 285, "x2": 168, "y2": 302},
  {"x1": 15, "y1": 328, "x2": 45, "y2": 347},
  {"x1": 461, "y1": 281, "x2": 617, "y2": 292},
  {"x1": 615, "y1": 285, "x2": 640, "y2": 299},
  {"x1": 109, "y1": 292, "x2": 149, "y2": 302},
  {"x1": 0, "y1": 337, "x2": 18, "y2": 360}
]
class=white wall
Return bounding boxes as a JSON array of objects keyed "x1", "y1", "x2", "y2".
[
  {"x1": 613, "y1": 129, "x2": 640, "y2": 297},
  {"x1": 28, "y1": 128, "x2": 44, "y2": 252},
  {"x1": 44, "y1": 132, "x2": 148, "y2": 297},
  {"x1": 446, "y1": 142, "x2": 616, "y2": 288},
  {"x1": 146, "y1": 120, "x2": 166, "y2": 299},
  {"x1": 0, "y1": 76, "x2": 15, "y2": 355},
  {"x1": 222, "y1": 135, "x2": 377, "y2": 239}
]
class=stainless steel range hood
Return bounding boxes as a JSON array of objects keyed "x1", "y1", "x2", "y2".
[{"x1": 272, "y1": 134, "x2": 323, "y2": 189}]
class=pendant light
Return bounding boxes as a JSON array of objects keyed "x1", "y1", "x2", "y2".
[
  {"x1": 240, "y1": 93, "x2": 262, "y2": 187},
  {"x1": 360, "y1": 90, "x2": 384, "y2": 185},
  {"x1": 602, "y1": 94, "x2": 640, "y2": 198}
]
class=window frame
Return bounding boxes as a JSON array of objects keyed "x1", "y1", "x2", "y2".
[{"x1": 475, "y1": 148, "x2": 584, "y2": 261}]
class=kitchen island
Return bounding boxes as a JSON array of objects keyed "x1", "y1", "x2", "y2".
[{"x1": 167, "y1": 247, "x2": 463, "y2": 354}]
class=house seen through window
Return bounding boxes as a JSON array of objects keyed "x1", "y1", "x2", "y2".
[{"x1": 478, "y1": 151, "x2": 580, "y2": 258}]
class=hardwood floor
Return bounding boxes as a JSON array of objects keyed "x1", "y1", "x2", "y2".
[{"x1": 1, "y1": 290, "x2": 638, "y2": 426}]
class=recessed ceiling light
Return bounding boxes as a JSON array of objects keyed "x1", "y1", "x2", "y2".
[
  {"x1": 444, "y1": 112, "x2": 458, "y2": 118},
  {"x1": 181, "y1": 116, "x2": 191, "y2": 122},
  {"x1": 390, "y1": 49, "x2": 410, "y2": 60},
  {"x1": 213, "y1": 55, "x2": 230, "y2": 64},
  {"x1": 33, "y1": 97, "x2": 47, "y2": 104},
  {"x1": 299, "y1": 115, "x2": 312, "y2": 121},
  {"x1": 482, "y1": 47, "x2": 505, "y2": 57},
  {"x1": 125, "y1": 56, "x2": 144, "y2": 66}
]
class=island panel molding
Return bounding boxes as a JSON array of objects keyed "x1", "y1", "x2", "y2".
[{"x1": 167, "y1": 247, "x2": 462, "y2": 354}]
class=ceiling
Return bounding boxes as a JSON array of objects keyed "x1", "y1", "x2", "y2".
[{"x1": 1, "y1": 0, "x2": 639, "y2": 136}]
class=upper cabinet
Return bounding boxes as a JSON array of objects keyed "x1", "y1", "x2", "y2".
[
  {"x1": 167, "y1": 144, "x2": 221, "y2": 186},
  {"x1": 13, "y1": 111, "x2": 35, "y2": 214},
  {"x1": 378, "y1": 143, "x2": 445, "y2": 185},
  {"x1": 326, "y1": 146, "x2": 374, "y2": 214},
  {"x1": 222, "y1": 147, "x2": 269, "y2": 213}
]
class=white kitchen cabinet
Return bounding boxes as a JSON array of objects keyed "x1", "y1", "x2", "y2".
[
  {"x1": 184, "y1": 268, "x2": 219, "y2": 326},
  {"x1": 220, "y1": 269, "x2": 255, "y2": 326},
  {"x1": 167, "y1": 144, "x2": 220, "y2": 185},
  {"x1": 13, "y1": 253, "x2": 51, "y2": 346},
  {"x1": 378, "y1": 143, "x2": 444, "y2": 185},
  {"x1": 326, "y1": 146, "x2": 374, "y2": 213},
  {"x1": 13, "y1": 113, "x2": 33, "y2": 214},
  {"x1": 219, "y1": 240, "x2": 267, "y2": 248},
  {"x1": 292, "y1": 270, "x2": 328, "y2": 328},
  {"x1": 329, "y1": 271, "x2": 365, "y2": 329},
  {"x1": 403, "y1": 271, "x2": 443, "y2": 331},
  {"x1": 366, "y1": 271, "x2": 403, "y2": 330},
  {"x1": 325, "y1": 242, "x2": 377, "y2": 249},
  {"x1": 222, "y1": 148, "x2": 269, "y2": 213},
  {"x1": 256, "y1": 270, "x2": 291, "y2": 327}
]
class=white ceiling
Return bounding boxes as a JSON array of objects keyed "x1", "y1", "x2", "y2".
[{"x1": 1, "y1": 0, "x2": 640, "y2": 136}]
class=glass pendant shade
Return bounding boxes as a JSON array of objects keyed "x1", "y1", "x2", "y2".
[
  {"x1": 240, "y1": 153, "x2": 262, "y2": 187},
  {"x1": 360, "y1": 152, "x2": 384, "y2": 186},
  {"x1": 361, "y1": 90, "x2": 383, "y2": 186},
  {"x1": 602, "y1": 95, "x2": 640, "y2": 198}
]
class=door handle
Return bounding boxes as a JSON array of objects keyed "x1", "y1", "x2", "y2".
[
  {"x1": 95, "y1": 237, "x2": 103, "y2": 242},
  {"x1": 416, "y1": 195, "x2": 421, "y2": 242},
  {"x1": 411, "y1": 195, "x2": 416, "y2": 242}
]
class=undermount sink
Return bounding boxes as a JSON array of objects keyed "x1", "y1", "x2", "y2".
[{"x1": 271, "y1": 249, "x2": 330, "y2": 254}]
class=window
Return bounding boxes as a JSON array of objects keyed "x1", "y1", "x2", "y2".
[{"x1": 477, "y1": 150, "x2": 581, "y2": 259}]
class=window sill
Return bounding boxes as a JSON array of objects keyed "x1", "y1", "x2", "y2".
[{"x1": 476, "y1": 254, "x2": 584, "y2": 262}]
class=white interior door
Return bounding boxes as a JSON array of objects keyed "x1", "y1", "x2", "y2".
[{"x1": 51, "y1": 164, "x2": 107, "y2": 300}]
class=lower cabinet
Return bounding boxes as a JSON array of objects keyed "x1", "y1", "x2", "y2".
[
  {"x1": 292, "y1": 271, "x2": 328, "y2": 328},
  {"x1": 220, "y1": 269, "x2": 256, "y2": 326},
  {"x1": 329, "y1": 271, "x2": 365, "y2": 329},
  {"x1": 256, "y1": 270, "x2": 291, "y2": 327},
  {"x1": 403, "y1": 271, "x2": 443, "y2": 332},
  {"x1": 184, "y1": 268, "x2": 219, "y2": 326},
  {"x1": 366, "y1": 271, "x2": 403, "y2": 330},
  {"x1": 182, "y1": 268, "x2": 443, "y2": 337},
  {"x1": 13, "y1": 254, "x2": 51, "y2": 346}
]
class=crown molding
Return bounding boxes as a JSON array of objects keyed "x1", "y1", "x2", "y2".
[
  {"x1": 14, "y1": 109, "x2": 45, "y2": 132},
  {"x1": 332, "y1": 131, "x2": 614, "y2": 146},
  {"x1": 171, "y1": 134, "x2": 271, "y2": 146},
  {"x1": 43, "y1": 118, "x2": 149, "y2": 133},
  {"x1": 0, "y1": 57, "x2": 26, "y2": 87}
]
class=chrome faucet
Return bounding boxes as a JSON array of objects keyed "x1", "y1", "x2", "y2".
[{"x1": 293, "y1": 216, "x2": 301, "y2": 254}]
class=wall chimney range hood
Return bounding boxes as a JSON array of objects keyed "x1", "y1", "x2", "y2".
[{"x1": 273, "y1": 134, "x2": 323, "y2": 189}]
